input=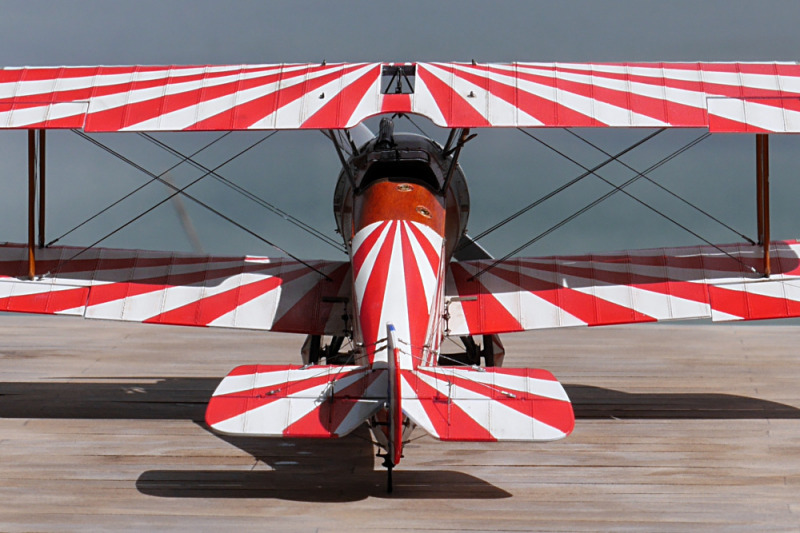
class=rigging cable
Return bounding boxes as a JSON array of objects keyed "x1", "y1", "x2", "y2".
[
  {"x1": 46, "y1": 131, "x2": 231, "y2": 247},
  {"x1": 564, "y1": 128, "x2": 755, "y2": 245},
  {"x1": 461, "y1": 129, "x2": 665, "y2": 248},
  {"x1": 469, "y1": 131, "x2": 757, "y2": 279},
  {"x1": 138, "y1": 132, "x2": 346, "y2": 253},
  {"x1": 399, "y1": 113, "x2": 431, "y2": 139},
  {"x1": 61, "y1": 130, "x2": 333, "y2": 281}
]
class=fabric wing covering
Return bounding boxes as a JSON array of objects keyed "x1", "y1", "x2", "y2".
[
  {"x1": 4, "y1": 240, "x2": 800, "y2": 336},
  {"x1": 0, "y1": 243, "x2": 350, "y2": 335},
  {"x1": 445, "y1": 240, "x2": 800, "y2": 335},
  {"x1": 2, "y1": 62, "x2": 800, "y2": 132}
]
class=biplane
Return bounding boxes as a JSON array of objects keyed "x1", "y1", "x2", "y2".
[{"x1": 2, "y1": 61, "x2": 800, "y2": 491}]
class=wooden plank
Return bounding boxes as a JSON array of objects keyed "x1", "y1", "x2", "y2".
[{"x1": 1, "y1": 315, "x2": 799, "y2": 531}]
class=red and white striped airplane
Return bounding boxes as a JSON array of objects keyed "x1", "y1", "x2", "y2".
[{"x1": 2, "y1": 62, "x2": 800, "y2": 490}]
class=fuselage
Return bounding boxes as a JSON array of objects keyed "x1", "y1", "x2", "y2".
[{"x1": 333, "y1": 127, "x2": 470, "y2": 371}]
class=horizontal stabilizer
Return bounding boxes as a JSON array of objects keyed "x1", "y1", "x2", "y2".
[
  {"x1": 206, "y1": 364, "x2": 386, "y2": 438},
  {"x1": 400, "y1": 366, "x2": 574, "y2": 441}
]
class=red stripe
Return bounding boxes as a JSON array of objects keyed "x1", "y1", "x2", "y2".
[
  {"x1": 143, "y1": 264, "x2": 318, "y2": 326},
  {"x1": 144, "y1": 276, "x2": 282, "y2": 326},
  {"x1": 406, "y1": 222, "x2": 440, "y2": 274},
  {"x1": 417, "y1": 368, "x2": 574, "y2": 435},
  {"x1": 226, "y1": 364, "x2": 295, "y2": 377},
  {"x1": 417, "y1": 65, "x2": 491, "y2": 128},
  {"x1": 455, "y1": 64, "x2": 600, "y2": 127},
  {"x1": 402, "y1": 370, "x2": 495, "y2": 441},
  {"x1": 271, "y1": 262, "x2": 350, "y2": 334},
  {"x1": 515, "y1": 64, "x2": 800, "y2": 123},
  {"x1": 85, "y1": 261, "x2": 267, "y2": 309},
  {"x1": 400, "y1": 223, "x2": 431, "y2": 364},
  {"x1": 205, "y1": 369, "x2": 343, "y2": 427},
  {"x1": 483, "y1": 260, "x2": 656, "y2": 326},
  {"x1": 449, "y1": 262, "x2": 523, "y2": 335},
  {"x1": 86, "y1": 66, "x2": 315, "y2": 131},
  {"x1": 709, "y1": 285, "x2": 800, "y2": 320},
  {"x1": 283, "y1": 369, "x2": 381, "y2": 437},
  {"x1": 352, "y1": 221, "x2": 387, "y2": 278},
  {"x1": 359, "y1": 222, "x2": 397, "y2": 360},
  {"x1": 187, "y1": 64, "x2": 367, "y2": 130},
  {"x1": 0, "y1": 286, "x2": 89, "y2": 314},
  {"x1": 512, "y1": 257, "x2": 711, "y2": 309},
  {"x1": 380, "y1": 93, "x2": 411, "y2": 114},
  {"x1": 302, "y1": 65, "x2": 380, "y2": 128}
]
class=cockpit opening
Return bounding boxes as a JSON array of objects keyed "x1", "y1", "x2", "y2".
[{"x1": 360, "y1": 160, "x2": 439, "y2": 192}]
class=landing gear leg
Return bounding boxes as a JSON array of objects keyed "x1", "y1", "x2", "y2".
[{"x1": 380, "y1": 454, "x2": 394, "y2": 493}]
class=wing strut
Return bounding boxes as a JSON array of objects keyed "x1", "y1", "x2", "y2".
[
  {"x1": 328, "y1": 130, "x2": 357, "y2": 191},
  {"x1": 26, "y1": 130, "x2": 46, "y2": 278},
  {"x1": 756, "y1": 134, "x2": 771, "y2": 277}
]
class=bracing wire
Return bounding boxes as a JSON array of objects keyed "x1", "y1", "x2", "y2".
[
  {"x1": 469, "y1": 131, "x2": 761, "y2": 279},
  {"x1": 62, "y1": 131, "x2": 333, "y2": 280},
  {"x1": 46, "y1": 131, "x2": 231, "y2": 247},
  {"x1": 138, "y1": 132, "x2": 346, "y2": 253},
  {"x1": 564, "y1": 128, "x2": 755, "y2": 245},
  {"x1": 462, "y1": 129, "x2": 665, "y2": 248}
]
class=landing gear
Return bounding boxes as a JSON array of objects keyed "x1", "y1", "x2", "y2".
[
  {"x1": 382, "y1": 455, "x2": 394, "y2": 493},
  {"x1": 301, "y1": 334, "x2": 354, "y2": 365},
  {"x1": 438, "y1": 334, "x2": 504, "y2": 367}
]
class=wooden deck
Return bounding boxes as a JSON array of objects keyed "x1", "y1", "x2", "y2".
[{"x1": 1, "y1": 315, "x2": 799, "y2": 532}]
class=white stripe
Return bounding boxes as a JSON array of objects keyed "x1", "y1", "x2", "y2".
[
  {"x1": 422, "y1": 367, "x2": 570, "y2": 402},
  {"x1": 353, "y1": 221, "x2": 393, "y2": 311},
  {"x1": 213, "y1": 367, "x2": 364, "y2": 397},
  {"x1": 425, "y1": 63, "x2": 543, "y2": 126},
  {"x1": 413, "y1": 370, "x2": 566, "y2": 441},
  {"x1": 410, "y1": 71, "x2": 447, "y2": 127},
  {"x1": 403, "y1": 222, "x2": 439, "y2": 304},
  {"x1": 377, "y1": 224, "x2": 413, "y2": 368},
  {"x1": 400, "y1": 374, "x2": 439, "y2": 438},
  {"x1": 484, "y1": 63, "x2": 668, "y2": 126},
  {"x1": 247, "y1": 64, "x2": 374, "y2": 129},
  {"x1": 120, "y1": 64, "x2": 335, "y2": 130},
  {"x1": 346, "y1": 75, "x2": 382, "y2": 128}
]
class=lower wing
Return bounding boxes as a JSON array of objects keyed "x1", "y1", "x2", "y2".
[
  {"x1": 446, "y1": 240, "x2": 800, "y2": 335},
  {"x1": 0, "y1": 243, "x2": 350, "y2": 335}
]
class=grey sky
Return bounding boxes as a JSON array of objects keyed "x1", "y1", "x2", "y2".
[{"x1": 2, "y1": 0, "x2": 800, "y2": 262}]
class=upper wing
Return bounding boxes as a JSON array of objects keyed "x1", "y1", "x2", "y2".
[
  {"x1": 2, "y1": 62, "x2": 800, "y2": 132},
  {"x1": 0, "y1": 243, "x2": 351, "y2": 335},
  {"x1": 445, "y1": 240, "x2": 800, "y2": 336}
]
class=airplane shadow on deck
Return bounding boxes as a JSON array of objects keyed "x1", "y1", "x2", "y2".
[{"x1": 1, "y1": 377, "x2": 798, "y2": 500}]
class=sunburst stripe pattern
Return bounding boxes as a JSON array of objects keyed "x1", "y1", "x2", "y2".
[
  {"x1": 0, "y1": 243, "x2": 350, "y2": 335},
  {"x1": 206, "y1": 364, "x2": 387, "y2": 438},
  {"x1": 447, "y1": 240, "x2": 800, "y2": 335},
  {"x1": 351, "y1": 220, "x2": 443, "y2": 368},
  {"x1": 400, "y1": 366, "x2": 574, "y2": 441},
  {"x1": 2, "y1": 62, "x2": 800, "y2": 131}
]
